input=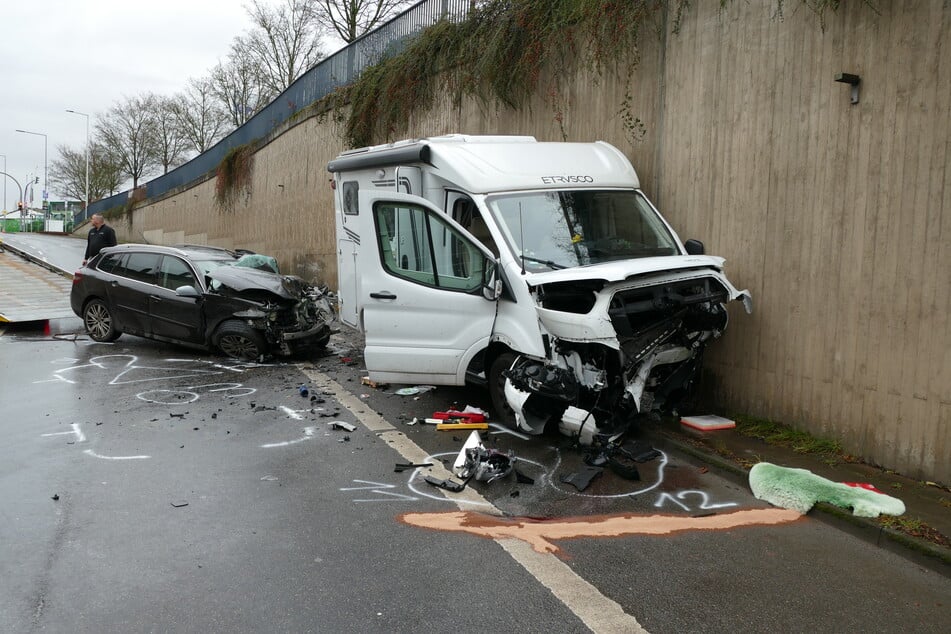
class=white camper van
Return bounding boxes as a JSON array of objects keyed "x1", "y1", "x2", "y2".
[{"x1": 328, "y1": 135, "x2": 750, "y2": 443}]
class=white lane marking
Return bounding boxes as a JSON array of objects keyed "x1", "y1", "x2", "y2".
[
  {"x1": 261, "y1": 426, "x2": 317, "y2": 448},
  {"x1": 299, "y1": 365, "x2": 647, "y2": 634},
  {"x1": 83, "y1": 450, "x2": 150, "y2": 460}
]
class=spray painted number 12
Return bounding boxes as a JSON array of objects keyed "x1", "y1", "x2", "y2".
[{"x1": 654, "y1": 490, "x2": 738, "y2": 512}]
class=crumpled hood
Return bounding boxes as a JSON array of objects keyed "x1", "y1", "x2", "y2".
[
  {"x1": 208, "y1": 266, "x2": 305, "y2": 299},
  {"x1": 524, "y1": 255, "x2": 727, "y2": 286}
]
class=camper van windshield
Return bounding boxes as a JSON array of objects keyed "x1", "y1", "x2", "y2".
[{"x1": 486, "y1": 189, "x2": 679, "y2": 271}]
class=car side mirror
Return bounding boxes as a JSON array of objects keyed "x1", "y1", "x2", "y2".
[
  {"x1": 684, "y1": 239, "x2": 705, "y2": 255},
  {"x1": 175, "y1": 285, "x2": 201, "y2": 298}
]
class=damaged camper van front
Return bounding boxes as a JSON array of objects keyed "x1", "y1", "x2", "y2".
[
  {"x1": 484, "y1": 187, "x2": 751, "y2": 440},
  {"x1": 329, "y1": 135, "x2": 750, "y2": 443}
]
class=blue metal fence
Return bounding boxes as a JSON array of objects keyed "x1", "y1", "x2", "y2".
[{"x1": 81, "y1": 0, "x2": 474, "y2": 223}]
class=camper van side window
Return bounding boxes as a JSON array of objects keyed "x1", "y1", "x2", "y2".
[
  {"x1": 342, "y1": 181, "x2": 359, "y2": 215},
  {"x1": 374, "y1": 202, "x2": 484, "y2": 293}
]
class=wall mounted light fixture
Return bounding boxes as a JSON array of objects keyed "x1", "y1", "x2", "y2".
[{"x1": 835, "y1": 72, "x2": 861, "y2": 105}]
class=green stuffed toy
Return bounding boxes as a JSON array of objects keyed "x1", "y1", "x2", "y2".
[{"x1": 749, "y1": 462, "x2": 905, "y2": 517}]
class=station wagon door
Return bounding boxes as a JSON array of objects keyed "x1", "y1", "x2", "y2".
[{"x1": 358, "y1": 190, "x2": 498, "y2": 386}]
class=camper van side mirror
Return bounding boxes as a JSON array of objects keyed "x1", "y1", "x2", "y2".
[
  {"x1": 684, "y1": 239, "x2": 705, "y2": 255},
  {"x1": 482, "y1": 259, "x2": 501, "y2": 300}
]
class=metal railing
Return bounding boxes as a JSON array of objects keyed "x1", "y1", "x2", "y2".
[{"x1": 81, "y1": 0, "x2": 475, "y2": 224}]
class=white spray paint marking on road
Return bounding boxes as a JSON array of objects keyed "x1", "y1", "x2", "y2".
[
  {"x1": 340, "y1": 480, "x2": 418, "y2": 503},
  {"x1": 654, "y1": 490, "x2": 738, "y2": 512},
  {"x1": 298, "y1": 364, "x2": 647, "y2": 634},
  {"x1": 279, "y1": 406, "x2": 304, "y2": 420},
  {"x1": 41, "y1": 423, "x2": 85, "y2": 442},
  {"x1": 260, "y1": 426, "x2": 317, "y2": 448},
  {"x1": 83, "y1": 450, "x2": 150, "y2": 460},
  {"x1": 488, "y1": 422, "x2": 530, "y2": 439}
]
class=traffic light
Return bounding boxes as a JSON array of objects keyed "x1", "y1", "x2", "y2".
[{"x1": 34, "y1": 177, "x2": 39, "y2": 184}]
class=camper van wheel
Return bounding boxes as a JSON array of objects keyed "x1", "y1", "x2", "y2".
[{"x1": 488, "y1": 352, "x2": 518, "y2": 425}]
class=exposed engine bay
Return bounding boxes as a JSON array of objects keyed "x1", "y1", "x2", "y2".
[{"x1": 501, "y1": 271, "x2": 747, "y2": 443}]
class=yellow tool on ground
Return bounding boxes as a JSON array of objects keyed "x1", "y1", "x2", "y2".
[{"x1": 433, "y1": 421, "x2": 489, "y2": 431}]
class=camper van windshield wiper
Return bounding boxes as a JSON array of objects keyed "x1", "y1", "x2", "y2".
[{"x1": 521, "y1": 255, "x2": 567, "y2": 270}]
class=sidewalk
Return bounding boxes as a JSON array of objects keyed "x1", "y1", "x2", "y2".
[{"x1": 651, "y1": 417, "x2": 951, "y2": 574}]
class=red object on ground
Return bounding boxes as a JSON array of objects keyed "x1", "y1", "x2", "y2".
[
  {"x1": 432, "y1": 410, "x2": 486, "y2": 423},
  {"x1": 842, "y1": 482, "x2": 885, "y2": 494}
]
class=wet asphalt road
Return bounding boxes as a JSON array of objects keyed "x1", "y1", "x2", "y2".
[
  {"x1": 1, "y1": 316, "x2": 948, "y2": 633},
  {"x1": 1, "y1": 235, "x2": 948, "y2": 632}
]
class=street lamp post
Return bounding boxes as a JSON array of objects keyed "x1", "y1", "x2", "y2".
[
  {"x1": 66, "y1": 109, "x2": 90, "y2": 218},
  {"x1": 15, "y1": 129, "x2": 48, "y2": 215},
  {"x1": 0, "y1": 171, "x2": 23, "y2": 231}
]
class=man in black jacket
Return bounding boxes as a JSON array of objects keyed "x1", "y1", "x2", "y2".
[{"x1": 83, "y1": 213, "x2": 117, "y2": 265}]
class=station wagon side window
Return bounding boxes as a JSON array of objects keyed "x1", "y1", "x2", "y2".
[
  {"x1": 373, "y1": 202, "x2": 484, "y2": 293},
  {"x1": 158, "y1": 255, "x2": 197, "y2": 291},
  {"x1": 114, "y1": 252, "x2": 160, "y2": 285},
  {"x1": 97, "y1": 253, "x2": 125, "y2": 273}
]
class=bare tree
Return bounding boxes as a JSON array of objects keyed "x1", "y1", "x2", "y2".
[
  {"x1": 95, "y1": 95, "x2": 161, "y2": 189},
  {"x1": 241, "y1": 0, "x2": 325, "y2": 94},
  {"x1": 172, "y1": 77, "x2": 230, "y2": 154},
  {"x1": 50, "y1": 142, "x2": 124, "y2": 203},
  {"x1": 154, "y1": 96, "x2": 190, "y2": 174},
  {"x1": 210, "y1": 46, "x2": 273, "y2": 127},
  {"x1": 89, "y1": 142, "x2": 126, "y2": 200},
  {"x1": 312, "y1": 0, "x2": 414, "y2": 43}
]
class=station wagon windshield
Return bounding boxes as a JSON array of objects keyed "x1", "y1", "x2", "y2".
[{"x1": 486, "y1": 189, "x2": 679, "y2": 271}]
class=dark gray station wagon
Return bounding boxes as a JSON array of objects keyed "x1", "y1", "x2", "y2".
[{"x1": 70, "y1": 244, "x2": 334, "y2": 360}]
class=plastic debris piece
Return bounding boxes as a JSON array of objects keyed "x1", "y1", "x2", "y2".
[
  {"x1": 424, "y1": 475, "x2": 466, "y2": 493},
  {"x1": 170, "y1": 501, "x2": 189, "y2": 508},
  {"x1": 299, "y1": 385, "x2": 309, "y2": 397},
  {"x1": 453, "y1": 430, "x2": 515, "y2": 483},
  {"x1": 394, "y1": 462, "x2": 434, "y2": 472},
  {"x1": 453, "y1": 431, "x2": 484, "y2": 473},
  {"x1": 560, "y1": 467, "x2": 603, "y2": 492},
  {"x1": 361, "y1": 376, "x2": 388, "y2": 388},
  {"x1": 395, "y1": 387, "x2": 420, "y2": 396},
  {"x1": 51, "y1": 494, "x2": 60, "y2": 501},
  {"x1": 261, "y1": 475, "x2": 279, "y2": 481},
  {"x1": 331, "y1": 421, "x2": 357, "y2": 432}
]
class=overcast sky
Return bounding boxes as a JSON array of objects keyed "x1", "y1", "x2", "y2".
[{"x1": 0, "y1": 0, "x2": 281, "y2": 212}]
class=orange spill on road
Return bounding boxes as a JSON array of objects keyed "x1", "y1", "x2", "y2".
[{"x1": 399, "y1": 508, "x2": 802, "y2": 554}]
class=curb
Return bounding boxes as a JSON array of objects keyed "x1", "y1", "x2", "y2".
[
  {"x1": 0, "y1": 241, "x2": 74, "y2": 279},
  {"x1": 657, "y1": 430, "x2": 951, "y2": 576}
]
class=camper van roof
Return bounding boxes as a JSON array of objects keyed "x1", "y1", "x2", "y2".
[{"x1": 327, "y1": 135, "x2": 640, "y2": 193}]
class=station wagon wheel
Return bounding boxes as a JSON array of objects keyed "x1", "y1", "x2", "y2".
[
  {"x1": 83, "y1": 299, "x2": 121, "y2": 342},
  {"x1": 488, "y1": 351, "x2": 518, "y2": 426},
  {"x1": 213, "y1": 320, "x2": 267, "y2": 361}
]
